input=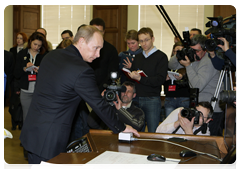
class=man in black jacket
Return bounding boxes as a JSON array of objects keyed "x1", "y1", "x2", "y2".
[
  {"x1": 116, "y1": 81, "x2": 145, "y2": 131},
  {"x1": 89, "y1": 18, "x2": 119, "y2": 92},
  {"x1": 129, "y1": 27, "x2": 168, "y2": 133},
  {"x1": 20, "y1": 25, "x2": 139, "y2": 164},
  {"x1": 86, "y1": 18, "x2": 120, "y2": 129}
]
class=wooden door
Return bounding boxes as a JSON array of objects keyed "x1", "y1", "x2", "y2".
[
  {"x1": 13, "y1": 5, "x2": 40, "y2": 45},
  {"x1": 93, "y1": 5, "x2": 128, "y2": 53},
  {"x1": 214, "y1": 5, "x2": 236, "y2": 19}
]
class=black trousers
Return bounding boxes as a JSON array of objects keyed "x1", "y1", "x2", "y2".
[{"x1": 28, "y1": 152, "x2": 49, "y2": 164}]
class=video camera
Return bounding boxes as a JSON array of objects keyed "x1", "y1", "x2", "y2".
[
  {"x1": 180, "y1": 107, "x2": 200, "y2": 124},
  {"x1": 205, "y1": 15, "x2": 236, "y2": 51},
  {"x1": 103, "y1": 72, "x2": 126, "y2": 106},
  {"x1": 176, "y1": 31, "x2": 196, "y2": 62}
]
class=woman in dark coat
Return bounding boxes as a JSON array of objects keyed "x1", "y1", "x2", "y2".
[{"x1": 14, "y1": 32, "x2": 48, "y2": 122}]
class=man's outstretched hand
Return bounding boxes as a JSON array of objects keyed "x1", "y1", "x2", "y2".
[{"x1": 122, "y1": 125, "x2": 140, "y2": 137}]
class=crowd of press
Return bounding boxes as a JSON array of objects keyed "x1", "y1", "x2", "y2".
[{"x1": 4, "y1": 17, "x2": 236, "y2": 163}]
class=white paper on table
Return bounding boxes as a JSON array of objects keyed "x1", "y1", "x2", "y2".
[{"x1": 86, "y1": 151, "x2": 180, "y2": 164}]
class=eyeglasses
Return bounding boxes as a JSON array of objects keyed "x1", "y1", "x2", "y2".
[
  {"x1": 191, "y1": 48, "x2": 202, "y2": 53},
  {"x1": 139, "y1": 38, "x2": 151, "y2": 44}
]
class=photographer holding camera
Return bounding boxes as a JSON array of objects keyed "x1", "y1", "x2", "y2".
[
  {"x1": 168, "y1": 34, "x2": 223, "y2": 136},
  {"x1": 156, "y1": 101, "x2": 213, "y2": 135},
  {"x1": 209, "y1": 37, "x2": 236, "y2": 70},
  {"x1": 88, "y1": 81, "x2": 145, "y2": 131}
]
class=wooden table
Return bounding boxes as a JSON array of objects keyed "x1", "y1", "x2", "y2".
[{"x1": 48, "y1": 130, "x2": 227, "y2": 164}]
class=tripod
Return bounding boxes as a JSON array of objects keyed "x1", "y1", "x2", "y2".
[{"x1": 210, "y1": 58, "x2": 234, "y2": 111}]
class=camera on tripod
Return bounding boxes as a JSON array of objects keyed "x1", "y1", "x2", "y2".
[
  {"x1": 205, "y1": 16, "x2": 236, "y2": 51},
  {"x1": 103, "y1": 72, "x2": 126, "y2": 106},
  {"x1": 220, "y1": 90, "x2": 236, "y2": 104},
  {"x1": 176, "y1": 31, "x2": 196, "y2": 62}
]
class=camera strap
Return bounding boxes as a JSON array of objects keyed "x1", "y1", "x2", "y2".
[
  {"x1": 172, "y1": 123, "x2": 207, "y2": 135},
  {"x1": 172, "y1": 125, "x2": 181, "y2": 134},
  {"x1": 193, "y1": 123, "x2": 208, "y2": 135}
]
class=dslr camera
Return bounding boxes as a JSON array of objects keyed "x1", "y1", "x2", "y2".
[
  {"x1": 176, "y1": 31, "x2": 196, "y2": 62},
  {"x1": 205, "y1": 15, "x2": 236, "y2": 51},
  {"x1": 103, "y1": 72, "x2": 126, "y2": 106},
  {"x1": 180, "y1": 108, "x2": 200, "y2": 124}
]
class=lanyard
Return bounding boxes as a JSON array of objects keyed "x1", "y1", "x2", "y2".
[{"x1": 28, "y1": 49, "x2": 39, "y2": 74}]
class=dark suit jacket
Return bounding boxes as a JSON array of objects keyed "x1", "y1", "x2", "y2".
[
  {"x1": 19, "y1": 45, "x2": 126, "y2": 160},
  {"x1": 14, "y1": 48, "x2": 46, "y2": 90},
  {"x1": 9, "y1": 46, "x2": 18, "y2": 63},
  {"x1": 4, "y1": 50, "x2": 15, "y2": 98}
]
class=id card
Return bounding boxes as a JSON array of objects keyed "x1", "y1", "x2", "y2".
[
  {"x1": 28, "y1": 74, "x2": 36, "y2": 81},
  {"x1": 168, "y1": 85, "x2": 176, "y2": 91}
]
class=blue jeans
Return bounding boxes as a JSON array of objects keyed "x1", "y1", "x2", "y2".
[
  {"x1": 164, "y1": 97, "x2": 190, "y2": 118},
  {"x1": 134, "y1": 96, "x2": 161, "y2": 133}
]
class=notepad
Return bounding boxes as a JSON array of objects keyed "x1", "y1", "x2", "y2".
[
  {"x1": 26, "y1": 65, "x2": 38, "y2": 72},
  {"x1": 122, "y1": 68, "x2": 147, "y2": 83},
  {"x1": 167, "y1": 71, "x2": 179, "y2": 81}
]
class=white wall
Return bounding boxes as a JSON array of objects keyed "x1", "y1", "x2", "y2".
[
  {"x1": 4, "y1": 5, "x2": 13, "y2": 51},
  {"x1": 127, "y1": 5, "x2": 139, "y2": 31}
]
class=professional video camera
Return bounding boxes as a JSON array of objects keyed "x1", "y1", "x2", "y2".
[
  {"x1": 219, "y1": 90, "x2": 236, "y2": 104},
  {"x1": 180, "y1": 107, "x2": 200, "y2": 124},
  {"x1": 176, "y1": 31, "x2": 196, "y2": 62},
  {"x1": 205, "y1": 15, "x2": 236, "y2": 51},
  {"x1": 103, "y1": 72, "x2": 126, "y2": 106}
]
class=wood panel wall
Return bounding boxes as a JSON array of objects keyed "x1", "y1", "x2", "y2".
[{"x1": 13, "y1": 5, "x2": 40, "y2": 45}]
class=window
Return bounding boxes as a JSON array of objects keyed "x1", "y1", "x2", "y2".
[
  {"x1": 42, "y1": 5, "x2": 91, "y2": 49},
  {"x1": 139, "y1": 5, "x2": 204, "y2": 59}
]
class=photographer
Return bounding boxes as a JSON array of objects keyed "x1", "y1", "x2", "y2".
[
  {"x1": 168, "y1": 34, "x2": 223, "y2": 136},
  {"x1": 209, "y1": 37, "x2": 236, "y2": 70},
  {"x1": 156, "y1": 101, "x2": 213, "y2": 135},
  {"x1": 88, "y1": 81, "x2": 145, "y2": 131},
  {"x1": 164, "y1": 42, "x2": 190, "y2": 118}
]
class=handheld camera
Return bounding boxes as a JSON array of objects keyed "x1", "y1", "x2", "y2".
[{"x1": 103, "y1": 72, "x2": 126, "y2": 106}]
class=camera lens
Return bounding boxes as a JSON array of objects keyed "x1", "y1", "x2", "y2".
[
  {"x1": 105, "y1": 91, "x2": 116, "y2": 101},
  {"x1": 220, "y1": 90, "x2": 236, "y2": 103},
  {"x1": 205, "y1": 39, "x2": 217, "y2": 51},
  {"x1": 180, "y1": 109, "x2": 189, "y2": 118}
]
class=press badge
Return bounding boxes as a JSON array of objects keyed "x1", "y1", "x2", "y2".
[
  {"x1": 168, "y1": 85, "x2": 176, "y2": 91},
  {"x1": 28, "y1": 74, "x2": 36, "y2": 81}
]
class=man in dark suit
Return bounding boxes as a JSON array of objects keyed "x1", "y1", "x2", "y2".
[
  {"x1": 89, "y1": 18, "x2": 119, "y2": 92},
  {"x1": 20, "y1": 25, "x2": 139, "y2": 164},
  {"x1": 87, "y1": 18, "x2": 120, "y2": 129},
  {"x1": 4, "y1": 50, "x2": 15, "y2": 104}
]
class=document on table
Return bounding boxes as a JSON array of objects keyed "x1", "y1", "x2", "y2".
[
  {"x1": 86, "y1": 151, "x2": 180, "y2": 164},
  {"x1": 31, "y1": 161, "x2": 93, "y2": 169}
]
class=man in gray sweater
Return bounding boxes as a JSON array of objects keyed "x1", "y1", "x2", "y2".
[{"x1": 168, "y1": 34, "x2": 223, "y2": 136}]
